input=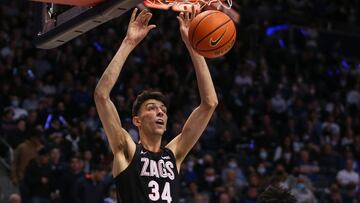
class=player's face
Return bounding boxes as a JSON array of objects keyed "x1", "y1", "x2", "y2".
[{"x1": 137, "y1": 99, "x2": 168, "y2": 136}]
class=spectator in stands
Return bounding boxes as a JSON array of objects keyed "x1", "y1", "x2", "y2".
[
  {"x1": 199, "y1": 167, "x2": 222, "y2": 199},
  {"x1": 11, "y1": 128, "x2": 43, "y2": 184},
  {"x1": 26, "y1": 110, "x2": 39, "y2": 129},
  {"x1": 63, "y1": 126, "x2": 81, "y2": 155},
  {"x1": 336, "y1": 159, "x2": 359, "y2": 198},
  {"x1": 48, "y1": 147, "x2": 66, "y2": 202},
  {"x1": 290, "y1": 176, "x2": 317, "y2": 203},
  {"x1": 182, "y1": 181, "x2": 200, "y2": 203},
  {"x1": 1, "y1": 108, "x2": 17, "y2": 139},
  {"x1": 84, "y1": 106, "x2": 100, "y2": 132},
  {"x1": 339, "y1": 148, "x2": 360, "y2": 173},
  {"x1": 269, "y1": 163, "x2": 288, "y2": 188},
  {"x1": 7, "y1": 119, "x2": 27, "y2": 148},
  {"x1": 7, "y1": 95, "x2": 28, "y2": 120},
  {"x1": 60, "y1": 155, "x2": 84, "y2": 203},
  {"x1": 295, "y1": 149, "x2": 320, "y2": 182},
  {"x1": 8, "y1": 193, "x2": 22, "y2": 203},
  {"x1": 192, "y1": 193, "x2": 207, "y2": 203},
  {"x1": 321, "y1": 114, "x2": 341, "y2": 146},
  {"x1": 241, "y1": 186, "x2": 259, "y2": 203},
  {"x1": 221, "y1": 158, "x2": 247, "y2": 191},
  {"x1": 218, "y1": 130, "x2": 237, "y2": 154},
  {"x1": 336, "y1": 159, "x2": 360, "y2": 188},
  {"x1": 226, "y1": 185, "x2": 241, "y2": 202},
  {"x1": 247, "y1": 173, "x2": 262, "y2": 189},
  {"x1": 318, "y1": 144, "x2": 341, "y2": 179},
  {"x1": 273, "y1": 136, "x2": 295, "y2": 172},
  {"x1": 82, "y1": 149, "x2": 93, "y2": 173},
  {"x1": 72, "y1": 165, "x2": 107, "y2": 203},
  {"x1": 23, "y1": 148, "x2": 53, "y2": 203},
  {"x1": 11, "y1": 128, "x2": 43, "y2": 203},
  {"x1": 181, "y1": 158, "x2": 199, "y2": 185},
  {"x1": 256, "y1": 148, "x2": 272, "y2": 176},
  {"x1": 219, "y1": 192, "x2": 232, "y2": 203},
  {"x1": 346, "y1": 85, "x2": 360, "y2": 113},
  {"x1": 323, "y1": 183, "x2": 344, "y2": 203},
  {"x1": 223, "y1": 169, "x2": 245, "y2": 195},
  {"x1": 103, "y1": 184, "x2": 117, "y2": 203}
]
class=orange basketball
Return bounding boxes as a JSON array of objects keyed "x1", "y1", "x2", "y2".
[{"x1": 188, "y1": 10, "x2": 236, "y2": 58}]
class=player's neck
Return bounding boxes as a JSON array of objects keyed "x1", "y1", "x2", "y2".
[{"x1": 139, "y1": 134, "x2": 162, "y2": 153}]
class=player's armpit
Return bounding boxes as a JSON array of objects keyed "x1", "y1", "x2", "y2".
[
  {"x1": 166, "y1": 104, "x2": 216, "y2": 169},
  {"x1": 94, "y1": 94, "x2": 136, "y2": 158}
]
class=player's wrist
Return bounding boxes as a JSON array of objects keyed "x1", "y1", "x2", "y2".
[
  {"x1": 184, "y1": 42, "x2": 193, "y2": 51},
  {"x1": 187, "y1": 46, "x2": 201, "y2": 57},
  {"x1": 122, "y1": 37, "x2": 138, "y2": 49}
]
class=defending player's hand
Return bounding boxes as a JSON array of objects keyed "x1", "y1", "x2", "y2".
[
  {"x1": 125, "y1": 8, "x2": 156, "y2": 46},
  {"x1": 177, "y1": 6, "x2": 198, "y2": 48}
]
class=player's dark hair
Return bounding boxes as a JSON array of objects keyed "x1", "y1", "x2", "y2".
[
  {"x1": 258, "y1": 186, "x2": 296, "y2": 203},
  {"x1": 132, "y1": 90, "x2": 168, "y2": 116}
]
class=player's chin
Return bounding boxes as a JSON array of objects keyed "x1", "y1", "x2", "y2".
[{"x1": 154, "y1": 128, "x2": 166, "y2": 136}]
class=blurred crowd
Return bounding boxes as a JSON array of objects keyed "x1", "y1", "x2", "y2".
[
  {"x1": 238, "y1": 0, "x2": 359, "y2": 25},
  {"x1": 1, "y1": 0, "x2": 360, "y2": 203}
]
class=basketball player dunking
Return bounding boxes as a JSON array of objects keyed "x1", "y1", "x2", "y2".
[{"x1": 94, "y1": 7, "x2": 218, "y2": 203}]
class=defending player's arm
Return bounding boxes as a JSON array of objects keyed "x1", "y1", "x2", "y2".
[
  {"x1": 94, "y1": 9, "x2": 156, "y2": 175},
  {"x1": 167, "y1": 7, "x2": 218, "y2": 169}
]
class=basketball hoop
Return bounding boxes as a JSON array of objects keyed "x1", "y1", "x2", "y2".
[{"x1": 143, "y1": 0, "x2": 232, "y2": 12}]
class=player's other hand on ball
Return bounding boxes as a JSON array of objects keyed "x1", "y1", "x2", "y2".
[
  {"x1": 125, "y1": 8, "x2": 156, "y2": 47},
  {"x1": 177, "y1": 6, "x2": 198, "y2": 47}
]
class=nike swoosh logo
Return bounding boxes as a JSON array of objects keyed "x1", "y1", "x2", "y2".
[{"x1": 210, "y1": 27, "x2": 227, "y2": 47}]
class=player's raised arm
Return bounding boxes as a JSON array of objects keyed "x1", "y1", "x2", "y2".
[
  {"x1": 167, "y1": 7, "x2": 218, "y2": 168},
  {"x1": 94, "y1": 9, "x2": 155, "y2": 168}
]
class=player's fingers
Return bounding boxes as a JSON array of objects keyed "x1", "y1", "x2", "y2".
[
  {"x1": 137, "y1": 9, "x2": 148, "y2": 21},
  {"x1": 194, "y1": 5, "x2": 200, "y2": 15},
  {"x1": 190, "y1": 5, "x2": 195, "y2": 19},
  {"x1": 179, "y1": 12, "x2": 185, "y2": 20},
  {"x1": 139, "y1": 11, "x2": 150, "y2": 25},
  {"x1": 176, "y1": 16, "x2": 183, "y2": 26},
  {"x1": 177, "y1": 15, "x2": 186, "y2": 28},
  {"x1": 143, "y1": 12, "x2": 153, "y2": 25},
  {"x1": 130, "y1": 8, "x2": 138, "y2": 22},
  {"x1": 184, "y1": 6, "x2": 190, "y2": 20},
  {"x1": 147, "y1": 24, "x2": 157, "y2": 30}
]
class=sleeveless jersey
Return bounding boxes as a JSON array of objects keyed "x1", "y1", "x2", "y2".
[{"x1": 115, "y1": 144, "x2": 179, "y2": 203}]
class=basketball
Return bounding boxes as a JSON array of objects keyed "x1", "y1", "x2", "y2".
[{"x1": 188, "y1": 10, "x2": 236, "y2": 58}]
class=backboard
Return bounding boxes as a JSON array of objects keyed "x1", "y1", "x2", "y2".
[{"x1": 33, "y1": 0, "x2": 142, "y2": 49}]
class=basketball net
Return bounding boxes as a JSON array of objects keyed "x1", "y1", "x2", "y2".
[{"x1": 143, "y1": 0, "x2": 232, "y2": 12}]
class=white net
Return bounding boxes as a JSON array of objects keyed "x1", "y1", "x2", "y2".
[{"x1": 199, "y1": 0, "x2": 232, "y2": 10}]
